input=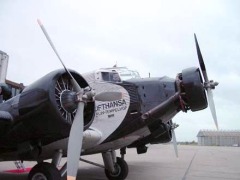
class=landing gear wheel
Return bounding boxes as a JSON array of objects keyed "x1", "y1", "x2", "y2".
[
  {"x1": 105, "y1": 157, "x2": 129, "y2": 180},
  {"x1": 28, "y1": 162, "x2": 61, "y2": 180}
]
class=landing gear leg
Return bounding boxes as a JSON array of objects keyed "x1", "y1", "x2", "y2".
[
  {"x1": 102, "y1": 150, "x2": 129, "y2": 180},
  {"x1": 28, "y1": 150, "x2": 62, "y2": 180},
  {"x1": 51, "y1": 149, "x2": 63, "y2": 167},
  {"x1": 120, "y1": 147, "x2": 126, "y2": 160}
]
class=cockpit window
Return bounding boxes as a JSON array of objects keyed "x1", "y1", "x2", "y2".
[
  {"x1": 118, "y1": 69, "x2": 141, "y2": 80},
  {"x1": 96, "y1": 67, "x2": 140, "y2": 82},
  {"x1": 101, "y1": 72, "x2": 121, "y2": 82}
]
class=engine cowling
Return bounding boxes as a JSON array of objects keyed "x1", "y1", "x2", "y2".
[
  {"x1": 0, "y1": 69, "x2": 95, "y2": 147},
  {"x1": 180, "y1": 67, "x2": 208, "y2": 111}
]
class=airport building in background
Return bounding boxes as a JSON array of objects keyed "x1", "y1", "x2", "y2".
[
  {"x1": 1, "y1": 50, "x2": 24, "y2": 96},
  {"x1": 197, "y1": 130, "x2": 240, "y2": 147}
]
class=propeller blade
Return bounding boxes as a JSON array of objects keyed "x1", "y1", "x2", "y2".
[
  {"x1": 67, "y1": 101, "x2": 84, "y2": 180},
  {"x1": 194, "y1": 33, "x2": 209, "y2": 82},
  {"x1": 37, "y1": 19, "x2": 84, "y2": 179},
  {"x1": 207, "y1": 88, "x2": 219, "y2": 130},
  {"x1": 172, "y1": 129, "x2": 179, "y2": 158},
  {"x1": 66, "y1": 78, "x2": 84, "y2": 180},
  {"x1": 37, "y1": 19, "x2": 75, "y2": 80},
  {"x1": 194, "y1": 34, "x2": 219, "y2": 130},
  {"x1": 95, "y1": 91, "x2": 123, "y2": 101}
]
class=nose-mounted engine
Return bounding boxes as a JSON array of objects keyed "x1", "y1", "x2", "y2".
[
  {"x1": 5, "y1": 69, "x2": 96, "y2": 145},
  {"x1": 174, "y1": 34, "x2": 219, "y2": 131},
  {"x1": 177, "y1": 67, "x2": 208, "y2": 112},
  {"x1": 54, "y1": 71, "x2": 95, "y2": 129}
]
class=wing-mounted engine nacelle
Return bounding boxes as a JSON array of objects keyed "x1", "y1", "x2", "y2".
[{"x1": 177, "y1": 67, "x2": 208, "y2": 112}]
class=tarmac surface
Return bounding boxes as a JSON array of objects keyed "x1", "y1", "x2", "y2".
[{"x1": 0, "y1": 144, "x2": 239, "y2": 180}]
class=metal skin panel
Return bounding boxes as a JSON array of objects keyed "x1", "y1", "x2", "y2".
[
  {"x1": 102, "y1": 77, "x2": 178, "y2": 144},
  {"x1": 49, "y1": 76, "x2": 178, "y2": 156},
  {"x1": 88, "y1": 81, "x2": 130, "y2": 144},
  {"x1": 37, "y1": 77, "x2": 179, "y2": 157}
]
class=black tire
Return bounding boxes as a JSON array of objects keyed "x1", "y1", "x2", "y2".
[
  {"x1": 28, "y1": 162, "x2": 61, "y2": 180},
  {"x1": 105, "y1": 157, "x2": 129, "y2": 180}
]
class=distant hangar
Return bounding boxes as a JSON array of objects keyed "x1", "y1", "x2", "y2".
[{"x1": 197, "y1": 130, "x2": 240, "y2": 147}]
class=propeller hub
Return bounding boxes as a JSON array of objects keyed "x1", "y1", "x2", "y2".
[
  {"x1": 204, "y1": 80, "x2": 219, "y2": 89},
  {"x1": 171, "y1": 123, "x2": 179, "y2": 130},
  {"x1": 60, "y1": 90, "x2": 78, "y2": 113}
]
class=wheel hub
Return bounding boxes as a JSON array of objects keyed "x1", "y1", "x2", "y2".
[{"x1": 32, "y1": 172, "x2": 48, "y2": 180}]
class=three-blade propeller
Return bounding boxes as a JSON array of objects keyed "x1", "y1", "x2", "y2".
[
  {"x1": 194, "y1": 34, "x2": 219, "y2": 130},
  {"x1": 37, "y1": 19, "x2": 86, "y2": 180},
  {"x1": 172, "y1": 34, "x2": 219, "y2": 158}
]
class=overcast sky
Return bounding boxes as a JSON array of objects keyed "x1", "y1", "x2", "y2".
[{"x1": 0, "y1": 0, "x2": 240, "y2": 141}]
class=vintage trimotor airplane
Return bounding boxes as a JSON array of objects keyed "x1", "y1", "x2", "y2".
[{"x1": 0, "y1": 20, "x2": 218, "y2": 180}]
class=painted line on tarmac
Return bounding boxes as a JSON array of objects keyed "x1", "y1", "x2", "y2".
[{"x1": 182, "y1": 150, "x2": 198, "y2": 180}]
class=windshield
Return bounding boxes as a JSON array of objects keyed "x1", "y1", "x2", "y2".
[{"x1": 118, "y1": 69, "x2": 141, "y2": 80}]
